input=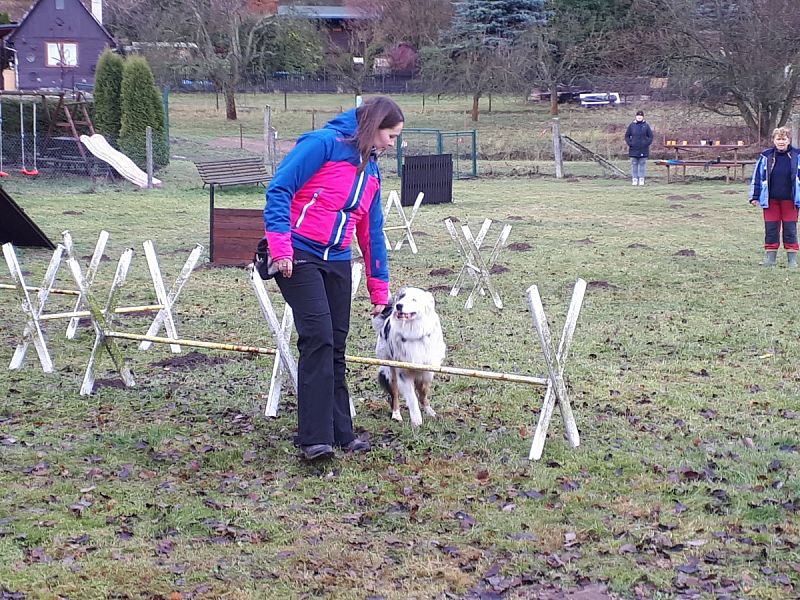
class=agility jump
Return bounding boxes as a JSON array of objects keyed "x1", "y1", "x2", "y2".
[{"x1": 2, "y1": 234, "x2": 586, "y2": 460}]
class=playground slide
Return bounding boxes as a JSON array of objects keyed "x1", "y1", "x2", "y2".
[{"x1": 80, "y1": 134, "x2": 162, "y2": 188}]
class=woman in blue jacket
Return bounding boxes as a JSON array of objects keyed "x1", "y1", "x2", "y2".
[
  {"x1": 749, "y1": 127, "x2": 800, "y2": 267},
  {"x1": 264, "y1": 96, "x2": 404, "y2": 461}
]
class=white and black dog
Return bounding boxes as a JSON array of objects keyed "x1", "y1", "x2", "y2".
[{"x1": 372, "y1": 287, "x2": 446, "y2": 426}]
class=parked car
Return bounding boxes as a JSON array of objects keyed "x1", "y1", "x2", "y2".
[{"x1": 579, "y1": 92, "x2": 621, "y2": 107}]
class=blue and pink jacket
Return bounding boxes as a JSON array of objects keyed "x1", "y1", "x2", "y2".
[
  {"x1": 749, "y1": 146, "x2": 800, "y2": 208},
  {"x1": 263, "y1": 109, "x2": 389, "y2": 305}
]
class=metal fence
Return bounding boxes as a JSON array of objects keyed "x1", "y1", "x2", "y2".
[{"x1": 396, "y1": 128, "x2": 478, "y2": 179}]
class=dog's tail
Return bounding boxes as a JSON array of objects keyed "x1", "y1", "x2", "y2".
[{"x1": 377, "y1": 366, "x2": 393, "y2": 407}]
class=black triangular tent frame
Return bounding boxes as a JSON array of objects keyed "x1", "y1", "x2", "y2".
[{"x1": 0, "y1": 184, "x2": 55, "y2": 249}]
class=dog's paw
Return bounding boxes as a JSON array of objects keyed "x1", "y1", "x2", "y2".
[
  {"x1": 409, "y1": 413, "x2": 423, "y2": 428},
  {"x1": 391, "y1": 410, "x2": 403, "y2": 422},
  {"x1": 424, "y1": 406, "x2": 437, "y2": 418}
]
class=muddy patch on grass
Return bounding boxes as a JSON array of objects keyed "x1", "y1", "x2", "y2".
[
  {"x1": 722, "y1": 190, "x2": 739, "y2": 195},
  {"x1": 666, "y1": 195, "x2": 686, "y2": 201},
  {"x1": 687, "y1": 213, "x2": 704, "y2": 218},
  {"x1": 674, "y1": 249, "x2": 696, "y2": 257},
  {"x1": 587, "y1": 280, "x2": 618, "y2": 290},
  {"x1": 575, "y1": 238, "x2": 595, "y2": 245},
  {"x1": 627, "y1": 243, "x2": 651, "y2": 249},
  {"x1": 81, "y1": 254, "x2": 110, "y2": 262},
  {"x1": 63, "y1": 210, "x2": 84, "y2": 216},
  {"x1": 669, "y1": 204, "x2": 684, "y2": 209},
  {"x1": 490, "y1": 265, "x2": 510, "y2": 275},
  {"x1": 430, "y1": 268, "x2": 455, "y2": 277},
  {"x1": 150, "y1": 350, "x2": 233, "y2": 369},
  {"x1": 428, "y1": 285, "x2": 452, "y2": 294},
  {"x1": 507, "y1": 242, "x2": 532, "y2": 251},
  {"x1": 686, "y1": 193, "x2": 704, "y2": 200},
  {"x1": 93, "y1": 378, "x2": 128, "y2": 390},
  {"x1": 506, "y1": 215, "x2": 525, "y2": 221}
]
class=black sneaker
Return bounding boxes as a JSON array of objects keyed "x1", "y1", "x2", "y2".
[
  {"x1": 342, "y1": 438, "x2": 371, "y2": 453},
  {"x1": 300, "y1": 444, "x2": 334, "y2": 461}
]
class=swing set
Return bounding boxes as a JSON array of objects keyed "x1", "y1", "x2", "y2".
[{"x1": 0, "y1": 90, "x2": 95, "y2": 178}]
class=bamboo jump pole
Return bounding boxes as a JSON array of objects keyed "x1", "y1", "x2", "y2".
[
  {"x1": 38, "y1": 304, "x2": 165, "y2": 321},
  {"x1": 0, "y1": 283, "x2": 81, "y2": 296},
  {"x1": 105, "y1": 331, "x2": 549, "y2": 387}
]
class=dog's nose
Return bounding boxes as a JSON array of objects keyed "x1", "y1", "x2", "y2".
[{"x1": 395, "y1": 303, "x2": 403, "y2": 312}]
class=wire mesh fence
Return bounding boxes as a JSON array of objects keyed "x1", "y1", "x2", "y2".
[{"x1": 0, "y1": 132, "x2": 114, "y2": 182}]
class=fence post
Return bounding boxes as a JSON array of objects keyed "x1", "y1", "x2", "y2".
[
  {"x1": 471, "y1": 130, "x2": 477, "y2": 177},
  {"x1": 397, "y1": 133, "x2": 404, "y2": 176},
  {"x1": 552, "y1": 118, "x2": 563, "y2": 179},
  {"x1": 264, "y1": 104, "x2": 273, "y2": 173},
  {"x1": 162, "y1": 87, "x2": 170, "y2": 156},
  {"x1": 145, "y1": 126, "x2": 154, "y2": 189}
]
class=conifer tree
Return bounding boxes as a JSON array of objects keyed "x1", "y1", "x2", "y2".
[
  {"x1": 118, "y1": 56, "x2": 168, "y2": 168},
  {"x1": 93, "y1": 49, "x2": 124, "y2": 139}
]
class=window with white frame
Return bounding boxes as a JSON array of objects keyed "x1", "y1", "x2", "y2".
[{"x1": 45, "y1": 42, "x2": 78, "y2": 67}]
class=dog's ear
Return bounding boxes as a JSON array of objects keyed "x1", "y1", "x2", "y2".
[{"x1": 424, "y1": 290, "x2": 436, "y2": 310}]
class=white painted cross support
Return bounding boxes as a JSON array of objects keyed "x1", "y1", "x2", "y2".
[
  {"x1": 527, "y1": 280, "x2": 586, "y2": 460},
  {"x1": 68, "y1": 250, "x2": 137, "y2": 396},
  {"x1": 138, "y1": 241, "x2": 204, "y2": 354},
  {"x1": 63, "y1": 230, "x2": 109, "y2": 340},
  {"x1": 3, "y1": 242, "x2": 63, "y2": 373},
  {"x1": 264, "y1": 302, "x2": 295, "y2": 418},
  {"x1": 444, "y1": 218, "x2": 511, "y2": 309},
  {"x1": 383, "y1": 190, "x2": 424, "y2": 253},
  {"x1": 445, "y1": 218, "x2": 492, "y2": 299},
  {"x1": 461, "y1": 222, "x2": 511, "y2": 310},
  {"x1": 250, "y1": 267, "x2": 299, "y2": 415},
  {"x1": 255, "y1": 261, "x2": 363, "y2": 418}
]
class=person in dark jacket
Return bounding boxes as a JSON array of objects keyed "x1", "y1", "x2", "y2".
[
  {"x1": 749, "y1": 126, "x2": 800, "y2": 267},
  {"x1": 264, "y1": 96, "x2": 404, "y2": 461},
  {"x1": 625, "y1": 110, "x2": 653, "y2": 185}
]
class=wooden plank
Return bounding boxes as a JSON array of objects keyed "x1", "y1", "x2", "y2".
[{"x1": 213, "y1": 208, "x2": 263, "y2": 219}]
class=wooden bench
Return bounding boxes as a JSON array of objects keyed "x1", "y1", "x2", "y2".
[
  {"x1": 195, "y1": 157, "x2": 271, "y2": 189},
  {"x1": 194, "y1": 158, "x2": 272, "y2": 264},
  {"x1": 655, "y1": 159, "x2": 755, "y2": 183}
]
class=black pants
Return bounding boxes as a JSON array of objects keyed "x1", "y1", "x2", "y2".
[{"x1": 276, "y1": 250, "x2": 355, "y2": 447}]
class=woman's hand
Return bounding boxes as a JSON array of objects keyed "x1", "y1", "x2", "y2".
[
  {"x1": 275, "y1": 258, "x2": 293, "y2": 278},
  {"x1": 370, "y1": 304, "x2": 386, "y2": 317},
  {"x1": 750, "y1": 200, "x2": 760, "y2": 207}
]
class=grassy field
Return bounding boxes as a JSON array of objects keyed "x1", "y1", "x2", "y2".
[
  {"x1": 166, "y1": 91, "x2": 758, "y2": 169},
  {"x1": 0, "y1": 96, "x2": 798, "y2": 599}
]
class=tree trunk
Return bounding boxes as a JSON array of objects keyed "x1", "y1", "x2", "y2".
[
  {"x1": 550, "y1": 84, "x2": 560, "y2": 116},
  {"x1": 471, "y1": 93, "x2": 481, "y2": 122},
  {"x1": 225, "y1": 88, "x2": 237, "y2": 121}
]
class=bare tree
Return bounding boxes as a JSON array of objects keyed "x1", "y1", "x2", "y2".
[
  {"x1": 643, "y1": 0, "x2": 800, "y2": 138},
  {"x1": 420, "y1": 0, "x2": 547, "y2": 122},
  {"x1": 343, "y1": 0, "x2": 453, "y2": 49},
  {"x1": 190, "y1": 0, "x2": 271, "y2": 120}
]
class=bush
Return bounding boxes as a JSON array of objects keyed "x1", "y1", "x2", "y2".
[
  {"x1": 118, "y1": 56, "x2": 169, "y2": 168},
  {"x1": 93, "y1": 50, "x2": 124, "y2": 140}
]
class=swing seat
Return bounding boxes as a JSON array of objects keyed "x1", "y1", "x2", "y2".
[
  {"x1": 0, "y1": 171, "x2": 9, "y2": 177},
  {"x1": 20, "y1": 168, "x2": 39, "y2": 177}
]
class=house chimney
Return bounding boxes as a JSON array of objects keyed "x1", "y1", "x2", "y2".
[{"x1": 91, "y1": 0, "x2": 103, "y2": 24}]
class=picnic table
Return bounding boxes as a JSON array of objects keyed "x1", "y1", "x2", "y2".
[{"x1": 656, "y1": 143, "x2": 754, "y2": 183}]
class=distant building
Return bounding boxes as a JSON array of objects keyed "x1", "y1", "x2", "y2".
[
  {"x1": 277, "y1": 4, "x2": 371, "y2": 48},
  {"x1": 4, "y1": 0, "x2": 116, "y2": 91}
]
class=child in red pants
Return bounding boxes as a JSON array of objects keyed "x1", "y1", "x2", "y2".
[{"x1": 750, "y1": 127, "x2": 800, "y2": 267}]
